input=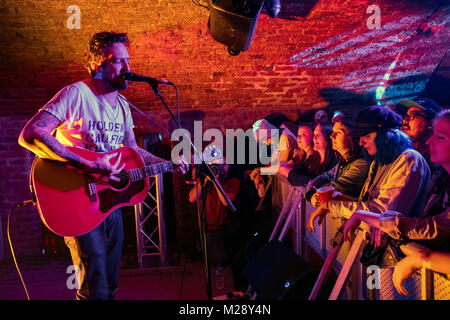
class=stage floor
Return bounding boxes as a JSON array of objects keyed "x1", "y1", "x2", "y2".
[{"x1": 0, "y1": 253, "x2": 234, "y2": 300}]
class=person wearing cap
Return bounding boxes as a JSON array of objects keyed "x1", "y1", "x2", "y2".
[
  {"x1": 307, "y1": 105, "x2": 431, "y2": 240},
  {"x1": 251, "y1": 118, "x2": 298, "y2": 195},
  {"x1": 307, "y1": 111, "x2": 370, "y2": 204},
  {"x1": 342, "y1": 109, "x2": 450, "y2": 296},
  {"x1": 396, "y1": 98, "x2": 442, "y2": 167},
  {"x1": 252, "y1": 118, "x2": 298, "y2": 165}
]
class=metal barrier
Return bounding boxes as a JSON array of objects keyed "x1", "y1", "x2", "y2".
[
  {"x1": 271, "y1": 174, "x2": 450, "y2": 300},
  {"x1": 134, "y1": 173, "x2": 167, "y2": 267}
]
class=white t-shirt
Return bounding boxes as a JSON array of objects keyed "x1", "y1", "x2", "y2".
[{"x1": 41, "y1": 80, "x2": 134, "y2": 153}]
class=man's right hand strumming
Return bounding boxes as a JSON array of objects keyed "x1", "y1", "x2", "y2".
[{"x1": 81, "y1": 152, "x2": 125, "y2": 182}]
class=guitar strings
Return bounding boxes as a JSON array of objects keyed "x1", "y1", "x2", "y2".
[{"x1": 92, "y1": 163, "x2": 171, "y2": 186}]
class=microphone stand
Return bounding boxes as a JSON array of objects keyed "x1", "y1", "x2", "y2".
[{"x1": 147, "y1": 81, "x2": 236, "y2": 300}]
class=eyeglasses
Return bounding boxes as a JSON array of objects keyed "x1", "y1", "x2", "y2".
[{"x1": 403, "y1": 112, "x2": 429, "y2": 122}]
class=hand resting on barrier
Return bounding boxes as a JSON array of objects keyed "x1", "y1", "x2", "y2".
[
  {"x1": 340, "y1": 210, "x2": 385, "y2": 247},
  {"x1": 393, "y1": 251, "x2": 450, "y2": 296},
  {"x1": 307, "y1": 206, "x2": 329, "y2": 232},
  {"x1": 307, "y1": 191, "x2": 358, "y2": 232},
  {"x1": 343, "y1": 210, "x2": 381, "y2": 241}
]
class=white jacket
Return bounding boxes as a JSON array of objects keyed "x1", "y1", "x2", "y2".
[{"x1": 328, "y1": 149, "x2": 430, "y2": 219}]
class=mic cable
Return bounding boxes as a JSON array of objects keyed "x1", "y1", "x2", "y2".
[{"x1": 7, "y1": 200, "x2": 34, "y2": 300}]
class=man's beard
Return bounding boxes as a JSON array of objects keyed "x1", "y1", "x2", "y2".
[
  {"x1": 101, "y1": 72, "x2": 128, "y2": 91},
  {"x1": 109, "y1": 76, "x2": 128, "y2": 91}
]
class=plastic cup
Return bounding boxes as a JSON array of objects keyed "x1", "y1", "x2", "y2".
[{"x1": 316, "y1": 186, "x2": 335, "y2": 203}]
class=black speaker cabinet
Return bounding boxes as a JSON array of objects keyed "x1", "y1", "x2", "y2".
[
  {"x1": 244, "y1": 240, "x2": 320, "y2": 300},
  {"x1": 208, "y1": 0, "x2": 264, "y2": 54}
]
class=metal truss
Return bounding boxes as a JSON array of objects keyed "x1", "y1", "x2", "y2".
[{"x1": 134, "y1": 173, "x2": 167, "y2": 267}]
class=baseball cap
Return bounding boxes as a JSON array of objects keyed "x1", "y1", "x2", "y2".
[
  {"x1": 396, "y1": 98, "x2": 442, "y2": 119},
  {"x1": 353, "y1": 105, "x2": 402, "y2": 137}
]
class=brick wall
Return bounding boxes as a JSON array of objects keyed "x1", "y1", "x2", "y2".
[
  {"x1": 0, "y1": 117, "x2": 42, "y2": 258},
  {"x1": 0, "y1": 0, "x2": 449, "y2": 258}
]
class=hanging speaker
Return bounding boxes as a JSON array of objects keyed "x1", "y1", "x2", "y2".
[
  {"x1": 208, "y1": 0, "x2": 265, "y2": 55},
  {"x1": 244, "y1": 240, "x2": 320, "y2": 300}
]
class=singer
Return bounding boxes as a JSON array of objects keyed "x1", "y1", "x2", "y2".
[{"x1": 18, "y1": 31, "x2": 188, "y2": 300}]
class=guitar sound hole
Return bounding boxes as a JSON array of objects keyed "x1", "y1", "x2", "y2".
[{"x1": 109, "y1": 169, "x2": 129, "y2": 190}]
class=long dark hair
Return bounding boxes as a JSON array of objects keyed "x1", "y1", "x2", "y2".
[
  {"x1": 334, "y1": 117, "x2": 364, "y2": 164},
  {"x1": 366, "y1": 128, "x2": 413, "y2": 165},
  {"x1": 315, "y1": 122, "x2": 335, "y2": 167}
]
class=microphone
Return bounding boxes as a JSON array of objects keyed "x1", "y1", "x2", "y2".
[{"x1": 120, "y1": 71, "x2": 173, "y2": 85}]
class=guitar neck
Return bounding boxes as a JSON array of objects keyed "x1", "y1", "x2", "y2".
[{"x1": 128, "y1": 161, "x2": 173, "y2": 182}]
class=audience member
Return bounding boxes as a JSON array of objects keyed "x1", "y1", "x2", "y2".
[
  {"x1": 307, "y1": 111, "x2": 370, "y2": 203},
  {"x1": 252, "y1": 118, "x2": 297, "y2": 166},
  {"x1": 251, "y1": 118, "x2": 298, "y2": 195},
  {"x1": 188, "y1": 157, "x2": 240, "y2": 288},
  {"x1": 314, "y1": 108, "x2": 330, "y2": 124},
  {"x1": 343, "y1": 109, "x2": 450, "y2": 252},
  {"x1": 282, "y1": 122, "x2": 336, "y2": 186},
  {"x1": 308, "y1": 106, "x2": 431, "y2": 236},
  {"x1": 396, "y1": 98, "x2": 442, "y2": 167},
  {"x1": 277, "y1": 122, "x2": 320, "y2": 179}
]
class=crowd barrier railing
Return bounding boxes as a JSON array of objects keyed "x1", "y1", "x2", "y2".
[{"x1": 270, "y1": 174, "x2": 450, "y2": 300}]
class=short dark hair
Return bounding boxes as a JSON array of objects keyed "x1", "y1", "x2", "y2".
[{"x1": 86, "y1": 31, "x2": 129, "y2": 74}]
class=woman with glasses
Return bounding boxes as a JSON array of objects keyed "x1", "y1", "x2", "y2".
[{"x1": 397, "y1": 98, "x2": 441, "y2": 168}]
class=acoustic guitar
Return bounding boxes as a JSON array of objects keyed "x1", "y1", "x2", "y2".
[{"x1": 30, "y1": 146, "x2": 173, "y2": 237}]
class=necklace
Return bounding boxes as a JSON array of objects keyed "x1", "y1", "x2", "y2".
[{"x1": 99, "y1": 95, "x2": 120, "y2": 121}]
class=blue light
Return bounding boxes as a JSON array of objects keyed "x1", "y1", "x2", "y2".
[
  {"x1": 285, "y1": 281, "x2": 290, "y2": 288},
  {"x1": 254, "y1": 232, "x2": 258, "y2": 237}
]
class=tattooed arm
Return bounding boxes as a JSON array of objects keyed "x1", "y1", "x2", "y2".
[
  {"x1": 19, "y1": 110, "x2": 84, "y2": 163},
  {"x1": 122, "y1": 126, "x2": 166, "y2": 165},
  {"x1": 122, "y1": 126, "x2": 188, "y2": 174},
  {"x1": 19, "y1": 110, "x2": 124, "y2": 178}
]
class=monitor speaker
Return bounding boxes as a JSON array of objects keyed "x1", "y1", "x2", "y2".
[
  {"x1": 208, "y1": 0, "x2": 264, "y2": 55},
  {"x1": 244, "y1": 240, "x2": 320, "y2": 300}
]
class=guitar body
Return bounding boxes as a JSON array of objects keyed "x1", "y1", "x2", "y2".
[{"x1": 31, "y1": 147, "x2": 149, "y2": 237}]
